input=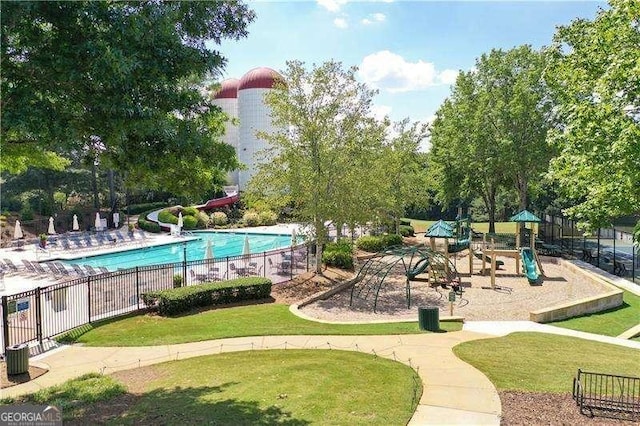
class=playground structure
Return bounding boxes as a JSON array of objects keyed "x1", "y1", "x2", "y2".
[
  {"x1": 425, "y1": 215, "x2": 474, "y2": 276},
  {"x1": 195, "y1": 186, "x2": 240, "y2": 210},
  {"x1": 349, "y1": 245, "x2": 461, "y2": 312},
  {"x1": 477, "y1": 209, "x2": 545, "y2": 287}
]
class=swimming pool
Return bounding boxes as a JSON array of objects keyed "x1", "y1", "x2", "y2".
[{"x1": 63, "y1": 231, "x2": 299, "y2": 271}]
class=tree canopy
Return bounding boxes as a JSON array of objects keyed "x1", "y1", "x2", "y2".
[
  {"x1": 545, "y1": 0, "x2": 640, "y2": 230},
  {"x1": 428, "y1": 46, "x2": 550, "y2": 232},
  {"x1": 249, "y1": 60, "x2": 410, "y2": 271},
  {"x1": 1, "y1": 1, "x2": 254, "y2": 199}
]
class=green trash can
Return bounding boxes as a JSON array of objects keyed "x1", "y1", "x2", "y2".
[
  {"x1": 6, "y1": 343, "x2": 29, "y2": 375},
  {"x1": 418, "y1": 307, "x2": 439, "y2": 331}
]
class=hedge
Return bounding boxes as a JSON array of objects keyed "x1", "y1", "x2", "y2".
[
  {"x1": 356, "y1": 234, "x2": 403, "y2": 253},
  {"x1": 158, "y1": 210, "x2": 179, "y2": 224},
  {"x1": 127, "y1": 202, "x2": 170, "y2": 215},
  {"x1": 142, "y1": 277, "x2": 272, "y2": 316},
  {"x1": 137, "y1": 209, "x2": 162, "y2": 233}
]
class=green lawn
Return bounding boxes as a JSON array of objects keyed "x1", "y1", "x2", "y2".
[
  {"x1": 405, "y1": 218, "x2": 516, "y2": 234},
  {"x1": 548, "y1": 291, "x2": 640, "y2": 337},
  {"x1": 454, "y1": 332, "x2": 640, "y2": 392},
  {"x1": 6, "y1": 351, "x2": 421, "y2": 425},
  {"x1": 58, "y1": 303, "x2": 461, "y2": 346}
]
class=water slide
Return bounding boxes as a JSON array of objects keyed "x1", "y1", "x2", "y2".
[
  {"x1": 447, "y1": 239, "x2": 470, "y2": 254},
  {"x1": 406, "y1": 257, "x2": 430, "y2": 280},
  {"x1": 520, "y1": 248, "x2": 540, "y2": 284},
  {"x1": 195, "y1": 186, "x2": 240, "y2": 210}
]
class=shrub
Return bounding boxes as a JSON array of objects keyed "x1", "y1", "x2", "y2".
[
  {"x1": 173, "y1": 274, "x2": 183, "y2": 288},
  {"x1": 399, "y1": 225, "x2": 415, "y2": 237},
  {"x1": 243, "y1": 211, "x2": 260, "y2": 227},
  {"x1": 20, "y1": 204, "x2": 34, "y2": 221},
  {"x1": 182, "y1": 206, "x2": 199, "y2": 216},
  {"x1": 322, "y1": 250, "x2": 354, "y2": 269},
  {"x1": 138, "y1": 216, "x2": 161, "y2": 233},
  {"x1": 182, "y1": 215, "x2": 198, "y2": 229},
  {"x1": 322, "y1": 239, "x2": 354, "y2": 269},
  {"x1": 356, "y1": 234, "x2": 403, "y2": 252},
  {"x1": 210, "y1": 211, "x2": 228, "y2": 226},
  {"x1": 196, "y1": 211, "x2": 209, "y2": 228},
  {"x1": 142, "y1": 277, "x2": 272, "y2": 316},
  {"x1": 400, "y1": 219, "x2": 412, "y2": 227},
  {"x1": 258, "y1": 210, "x2": 277, "y2": 226},
  {"x1": 158, "y1": 209, "x2": 178, "y2": 224}
]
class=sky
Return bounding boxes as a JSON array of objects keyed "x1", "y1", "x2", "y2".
[{"x1": 213, "y1": 0, "x2": 606, "y2": 146}]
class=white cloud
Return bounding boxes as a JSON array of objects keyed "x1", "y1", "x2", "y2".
[
  {"x1": 317, "y1": 0, "x2": 348, "y2": 13},
  {"x1": 438, "y1": 69, "x2": 459, "y2": 85},
  {"x1": 370, "y1": 104, "x2": 392, "y2": 121},
  {"x1": 362, "y1": 12, "x2": 386, "y2": 25},
  {"x1": 358, "y1": 50, "x2": 458, "y2": 93},
  {"x1": 334, "y1": 18, "x2": 348, "y2": 29}
]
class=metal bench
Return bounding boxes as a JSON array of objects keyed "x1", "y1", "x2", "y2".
[{"x1": 573, "y1": 369, "x2": 640, "y2": 420}]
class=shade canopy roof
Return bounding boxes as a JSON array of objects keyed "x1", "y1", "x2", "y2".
[
  {"x1": 426, "y1": 220, "x2": 454, "y2": 238},
  {"x1": 509, "y1": 210, "x2": 542, "y2": 223}
]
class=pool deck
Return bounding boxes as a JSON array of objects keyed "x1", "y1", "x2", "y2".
[{"x1": 0, "y1": 224, "x2": 304, "y2": 296}]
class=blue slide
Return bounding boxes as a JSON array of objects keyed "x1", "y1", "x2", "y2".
[{"x1": 521, "y1": 248, "x2": 540, "y2": 285}]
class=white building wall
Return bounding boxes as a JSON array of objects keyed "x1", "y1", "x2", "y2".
[
  {"x1": 237, "y1": 88, "x2": 276, "y2": 191},
  {"x1": 212, "y1": 97, "x2": 239, "y2": 186}
]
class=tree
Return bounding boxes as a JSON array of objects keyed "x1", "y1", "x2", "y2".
[
  {"x1": 249, "y1": 60, "x2": 387, "y2": 273},
  {"x1": 545, "y1": 0, "x2": 640, "y2": 233},
  {"x1": 1, "y1": 1, "x2": 254, "y2": 200},
  {"x1": 378, "y1": 119, "x2": 430, "y2": 234},
  {"x1": 428, "y1": 46, "x2": 552, "y2": 232}
]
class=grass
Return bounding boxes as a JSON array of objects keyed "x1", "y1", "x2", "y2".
[
  {"x1": 548, "y1": 290, "x2": 640, "y2": 337},
  {"x1": 454, "y1": 332, "x2": 640, "y2": 392},
  {"x1": 405, "y1": 218, "x2": 516, "y2": 234},
  {"x1": 58, "y1": 303, "x2": 462, "y2": 346},
  {"x1": 1, "y1": 373, "x2": 125, "y2": 420},
  {"x1": 6, "y1": 351, "x2": 421, "y2": 425}
]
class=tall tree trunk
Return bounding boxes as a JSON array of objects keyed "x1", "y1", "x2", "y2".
[
  {"x1": 314, "y1": 217, "x2": 325, "y2": 274},
  {"x1": 108, "y1": 169, "x2": 117, "y2": 215},
  {"x1": 91, "y1": 160, "x2": 99, "y2": 210}
]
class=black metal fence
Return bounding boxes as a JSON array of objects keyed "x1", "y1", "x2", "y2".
[
  {"x1": 537, "y1": 213, "x2": 639, "y2": 285},
  {"x1": 0, "y1": 245, "x2": 313, "y2": 355},
  {"x1": 573, "y1": 369, "x2": 640, "y2": 419}
]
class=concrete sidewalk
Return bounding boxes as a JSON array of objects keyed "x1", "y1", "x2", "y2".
[
  {"x1": 463, "y1": 321, "x2": 640, "y2": 349},
  {"x1": 1, "y1": 331, "x2": 502, "y2": 425}
]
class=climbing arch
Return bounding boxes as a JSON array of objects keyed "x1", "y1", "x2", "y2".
[{"x1": 349, "y1": 245, "x2": 459, "y2": 312}]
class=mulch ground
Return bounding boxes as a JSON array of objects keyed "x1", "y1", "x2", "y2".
[{"x1": 500, "y1": 391, "x2": 636, "y2": 425}]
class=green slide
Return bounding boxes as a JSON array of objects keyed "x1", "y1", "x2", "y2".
[
  {"x1": 407, "y1": 257, "x2": 430, "y2": 280},
  {"x1": 521, "y1": 248, "x2": 539, "y2": 284}
]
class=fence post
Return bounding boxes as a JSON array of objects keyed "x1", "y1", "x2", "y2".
[
  {"x1": 35, "y1": 287, "x2": 43, "y2": 346},
  {"x1": 182, "y1": 243, "x2": 187, "y2": 284},
  {"x1": 87, "y1": 276, "x2": 92, "y2": 323},
  {"x1": 135, "y1": 266, "x2": 140, "y2": 310},
  {"x1": 596, "y1": 228, "x2": 601, "y2": 268},
  {"x1": 2, "y1": 295, "x2": 9, "y2": 354},
  {"x1": 263, "y1": 252, "x2": 266, "y2": 278}
]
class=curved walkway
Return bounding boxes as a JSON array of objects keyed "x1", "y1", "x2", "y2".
[{"x1": 3, "y1": 331, "x2": 502, "y2": 425}]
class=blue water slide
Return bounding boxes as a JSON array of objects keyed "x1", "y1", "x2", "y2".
[{"x1": 520, "y1": 248, "x2": 539, "y2": 284}]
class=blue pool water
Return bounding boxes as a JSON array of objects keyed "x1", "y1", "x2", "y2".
[{"x1": 63, "y1": 231, "x2": 298, "y2": 271}]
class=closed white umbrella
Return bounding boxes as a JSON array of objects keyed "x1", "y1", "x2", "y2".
[
  {"x1": 48, "y1": 217, "x2": 56, "y2": 235},
  {"x1": 243, "y1": 236, "x2": 251, "y2": 257},
  {"x1": 72, "y1": 214, "x2": 80, "y2": 231},
  {"x1": 205, "y1": 240, "x2": 214, "y2": 260},
  {"x1": 94, "y1": 213, "x2": 101, "y2": 230},
  {"x1": 13, "y1": 220, "x2": 23, "y2": 239},
  {"x1": 291, "y1": 229, "x2": 297, "y2": 247},
  {"x1": 177, "y1": 212, "x2": 183, "y2": 229}
]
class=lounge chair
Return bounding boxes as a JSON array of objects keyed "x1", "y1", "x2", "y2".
[
  {"x1": 22, "y1": 259, "x2": 39, "y2": 274},
  {"x1": 189, "y1": 269, "x2": 208, "y2": 283},
  {"x1": 2, "y1": 258, "x2": 20, "y2": 273},
  {"x1": 53, "y1": 262, "x2": 71, "y2": 276},
  {"x1": 98, "y1": 266, "x2": 110, "y2": 274},
  {"x1": 71, "y1": 264, "x2": 89, "y2": 277},
  {"x1": 84, "y1": 265, "x2": 100, "y2": 275},
  {"x1": 44, "y1": 262, "x2": 63, "y2": 276}
]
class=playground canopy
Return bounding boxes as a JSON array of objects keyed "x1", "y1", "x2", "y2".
[
  {"x1": 426, "y1": 220, "x2": 454, "y2": 238},
  {"x1": 509, "y1": 210, "x2": 541, "y2": 223}
]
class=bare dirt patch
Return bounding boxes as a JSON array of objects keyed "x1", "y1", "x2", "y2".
[{"x1": 0, "y1": 363, "x2": 48, "y2": 389}]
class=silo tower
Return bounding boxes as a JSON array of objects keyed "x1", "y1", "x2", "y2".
[
  {"x1": 237, "y1": 67, "x2": 283, "y2": 191},
  {"x1": 212, "y1": 78, "x2": 240, "y2": 186}
]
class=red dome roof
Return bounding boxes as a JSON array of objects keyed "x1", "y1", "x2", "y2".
[
  {"x1": 213, "y1": 78, "x2": 239, "y2": 99},
  {"x1": 238, "y1": 67, "x2": 283, "y2": 90}
]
